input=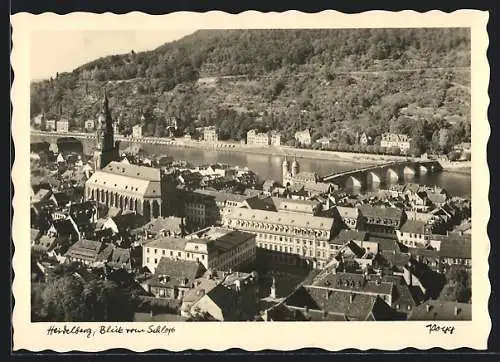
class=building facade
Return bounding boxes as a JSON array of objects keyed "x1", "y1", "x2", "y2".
[
  {"x1": 85, "y1": 161, "x2": 163, "y2": 220},
  {"x1": 45, "y1": 119, "x2": 56, "y2": 131},
  {"x1": 270, "y1": 132, "x2": 281, "y2": 146},
  {"x1": 225, "y1": 207, "x2": 336, "y2": 269},
  {"x1": 203, "y1": 126, "x2": 218, "y2": 142},
  {"x1": 85, "y1": 119, "x2": 95, "y2": 131},
  {"x1": 132, "y1": 124, "x2": 143, "y2": 138},
  {"x1": 380, "y1": 133, "x2": 412, "y2": 153},
  {"x1": 142, "y1": 227, "x2": 256, "y2": 273},
  {"x1": 56, "y1": 119, "x2": 69, "y2": 133},
  {"x1": 246, "y1": 129, "x2": 270, "y2": 146}
]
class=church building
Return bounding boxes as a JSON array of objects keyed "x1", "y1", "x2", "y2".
[{"x1": 85, "y1": 90, "x2": 165, "y2": 219}]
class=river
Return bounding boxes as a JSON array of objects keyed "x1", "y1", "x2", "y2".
[{"x1": 140, "y1": 145, "x2": 471, "y2": 199}]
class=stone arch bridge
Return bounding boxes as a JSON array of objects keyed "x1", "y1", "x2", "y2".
[{"x1": 321, "y1": 160, "x2": 443, "y2": 189}]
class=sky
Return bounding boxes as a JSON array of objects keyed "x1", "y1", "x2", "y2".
[{"x1": 30, "y1": 30, "x2": 196, "y2": 81}]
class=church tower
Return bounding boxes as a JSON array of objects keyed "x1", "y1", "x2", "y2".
[{"x1": 94, "y1": 90, "x2": 119, "y2": 170}]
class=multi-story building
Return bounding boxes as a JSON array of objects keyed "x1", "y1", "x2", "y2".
[
  {"x1": 358, "y1": 205, "x2": 405, "y2": 234},
  {"x1": 246, "y1": 129, "x2": 270, "y2": 146},
  {"x1": 132, "y1": 124, "x2": 143, "y2": 138},
  {"x1": 85, "y1": 119, "x2": 95, "y2": 131},
  {"x1": 294, "y1": 129, "x2": 312, "y2": 146},
  {"x1": 142, "y1": 226, "x2": 256, "y2": 273},
  {"x1": 380, "y1": 133, "x2": 412, "y2": 153},
  {"x1": 396, "y1": 219, "x2": 433, "y2": 248},
  {"x1": 190, "y1": 189, "x2": 247, "y2": 224},
  {"x1": 335, "y1": 206, "x2": 365, "y2": 230},
  {"x1": 203, "y1": 126, "x2": 218, "y2": 142},
  {"x1": 56, "y1": 119, "x2": 69, "y2": 133},
  {"x1": 437, "y1": 233, "x2": 471, "y2": 271},
  {"x1": 225, "y1": 207, "x2": 336, "y2": 269},
  {"x1": 45, "y1": 119, "x2": 56, "y2": 131},
  {"x1": 270, "y1": 131, "x2": 281, "y2": 146}
]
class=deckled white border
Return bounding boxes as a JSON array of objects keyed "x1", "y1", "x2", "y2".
[{"x1": 11, "y1": 10, "x2": 490, "y2": 351}]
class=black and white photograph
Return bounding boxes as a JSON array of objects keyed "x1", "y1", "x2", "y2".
[{"x1": 11, "y1": 10, "x2": 490, "y2": 351}]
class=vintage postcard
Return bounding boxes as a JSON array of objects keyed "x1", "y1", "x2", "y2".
[{"x1": 11, "y1": 10, "x2": 490, "y2": 351}]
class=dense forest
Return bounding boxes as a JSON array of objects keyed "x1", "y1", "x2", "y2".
[{"x1": 30, "y1": 28, "x2": 471, "y2": 155}]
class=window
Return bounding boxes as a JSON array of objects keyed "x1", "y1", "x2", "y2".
[
  {"x1": 154, "y1": 258, "x2": 158, "y2": 264},
  {"x1": 170, "y1": 251, "x2": 173, "y2": 256},
  {"x1": 146, "y1": 248, "x2": 150, "y2": 253},
  {"x1": 162, "y1": 250, "x2": 165, "y2": 255},
  {"x1": 202, "y1": 255, "x2": 205, "y2": 260},
  {"x1": 146, "y1": 257, "x2": 149, "y2": 263},
  {"x1": 154, "y1": 249, "x2": 157, "y2": 254}
]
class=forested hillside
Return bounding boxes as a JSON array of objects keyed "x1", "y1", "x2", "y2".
[{"x1": 30, "y1": 28, "x2": 471, "y2": 154}]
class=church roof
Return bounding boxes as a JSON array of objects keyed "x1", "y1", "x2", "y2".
[
  {"x1": 103, "y1": 162, "x2": 160, "y2": 181},
  {"x1": 86, "y1": 162, "x2": 161, "y2": 198}
]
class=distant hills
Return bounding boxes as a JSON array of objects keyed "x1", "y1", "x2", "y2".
[{"x1": 30, "y1": 28, "x2": 471, "y2": 154}]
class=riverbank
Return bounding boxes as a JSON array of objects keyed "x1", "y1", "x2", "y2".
[
  {"x1": 439, "y1": 161, "x2": 472, "y2": 175},
  {"x1": 121, "y1": 138, "x2": 409, "y2": 165}
]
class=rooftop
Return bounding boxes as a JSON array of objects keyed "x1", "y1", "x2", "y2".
[
  {"x1": 358, "y1": 205, "x2": 404, "y2": 221},
  {"x1": 400, "y1": 219, "x2": 427, "y2": 234},
  {"x1": 330, "y1": 230, "x2": 368, "y2": 245},
  {"x1": 227, "y1": 207, "x2": 335, "y2": 232},
  {"x1": 144, "y1": 237, "x2": 187, "y2": 251},
  {"x1": 408, "y1": 301, "x2": 471, "y2": 321}
]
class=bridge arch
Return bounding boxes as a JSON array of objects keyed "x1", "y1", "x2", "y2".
[
  {"x1": 367, "y1": 171, "x2": 381, "y2": 185},
  {"x1": 403, "y1": 166, "x2": 416, "y2": 176},
  {"x1": 345, "y1": 176, "x2": 362, "y2": 189},
  {"x1": 385, "y1": 168, "x2": 399, "y2": 182}
]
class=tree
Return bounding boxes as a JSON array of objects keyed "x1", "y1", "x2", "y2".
[
  {"x1": 82, "y1": 279, "x2": 136, "y2": 322},
  {"x1": 439, "y1": 266, "x2": 471, "y2": 303},
  {"x1": 42, "y1": 275, "x2": 86, "y2": 322}
]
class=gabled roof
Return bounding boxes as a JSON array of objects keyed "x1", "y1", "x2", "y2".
[
  {"x1": 438, "y1": 236, "x2": 471, "y2": 259},
  {"x1": 243, "y1": 196, "x2": 277, "y2": 211},
  {"x1": 358, "y1": 205, "x2": 403, "y2": 221},
  {"x1": 65, "y1": 239, "x2": 103, "y2": 261},
  {"x1": 330, "y1": 230, "x2": 368, "y2": 245},
  {"x1": 204, "y1": 284, "x2": 237, "y2": 319},
  {"x1": 144, "y1": 237, "x2": 187, "y2": 251},
  {"x1": 143, "y1": 216, "x2": 183, "y2": 235},
  {"x1": 400, "y1": 219, "x2": 427, "y2": 234},
  {"x1": 336, "y1": 206, "x2": 359, "y2": 219},
  {"x1": 408, "y1": 301, "x2": 471, "y2": 321},
  {"x1": 147, "y1": 258, "x2": 204, "y2": 288},
  {"x1": 285, "y1": 286, "x2": 387, "y2": 321}
]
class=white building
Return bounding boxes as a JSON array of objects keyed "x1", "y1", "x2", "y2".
[
  {"x1": 380, "y1": 133, "x2": 412, "y2": 153},
  {"x1": 203, "y1": 126, "x2": 218, "y2": 142},
  {"x1": 56, "y1": 119, "x2": 69, "y2": 133},
  {"x1": 142, "y1": 226, "x2": 256, "y2": 273},
  {"x1": 45, "y1": 119, "x2": 56, "y2": 131},
  {"x1": 270, "y1": 131, "x2": 281, "y2": 146},
  {"x1": 85, "y1": 119, "x2": 95, "y2": 131},
  {"x1": 294, "y1": 129, "x2": 312, "y2": 146},
  {"x1": 132, "y1": 124, "x2": 143, "y2": 138},
  {"x1": 246, "y1": 129, "x2": 270, "y2": 146}
]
